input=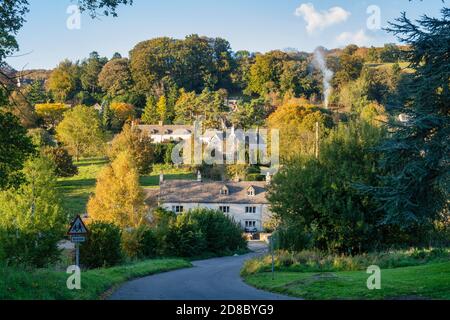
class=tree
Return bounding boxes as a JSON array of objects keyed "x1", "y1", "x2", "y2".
[
  {"x1": 24, "y1": 80, "x2": 47, "y2": 106},
  {"x1": 110, "y1": 101, "x2": 135, "y2": 130},
  {"x1": 0, "y1": 156, "x2": 66, "y2": 266},
  {"x1": 98, "y1": 58, "x2": 133, "y2": 97},
  {"x1": 0, "y1": 111, "x2": 35, "y2": 190},
  {"x1": 87, "y1": 152, "x2": 148, "y2": 229},
  {"x1": 42, "y1": 146, "x2": 78, "y2": 177},
  {"x1": 108, "y1": 124, "x2": 154, "y2": 174},
  {"x1": 80, "y1": 51, "x2": 107, "y2": 94},
  {"x1": 8, "y1": 90, "x2": 38, "y2": 128},
  {"x1": 332, "y1": 46, "x2": 364, "y2": 88},
  {"x1": 156, "y1": 95, "x2": 167, "y2": 124},
  {"x1": 47, "y1": 60, "x2": 79, "y2": 102},
  {"x1": 35, "y1": 103, "x2": 70, "y2": 129},
  {"x1": 229, "y1": 98, "x2": 268, "y2": 129},
  {"x1": 56, "y1": 105, "x2": 105, "y2": 161},
  {"x1": 266, "y1": 97, "x2": 333, "y2": 160},
  {"x1": 141, "y1": 95, "x2": 159, "y2": 124},
  {"x1": 269, "y1": 121, "x2": 388, "y2": 253},
  {"x1": 363, "y1": 8, "x2": 449, "y2": 235}
]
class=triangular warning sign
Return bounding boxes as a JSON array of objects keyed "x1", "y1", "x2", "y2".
[{"x1": 68, "y1": 215, "x2": 88, "y2": 235}]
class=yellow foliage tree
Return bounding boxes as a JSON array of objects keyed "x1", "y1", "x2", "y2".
[
  {"x1": 110, "y1": 102, "x2": 135, "y2": 123},
  {"x1": 35, "y1": 103, "x2": 70, "y2": 129},
  {"x1": 267, "y1": 97, "x2": 333, "y2": 160},
  {"x1": 87, "y1": 152, "x2": 148, "y2": 229}
]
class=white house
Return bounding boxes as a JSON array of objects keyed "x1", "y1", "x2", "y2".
[
  {"x1": 135, "y1": 122, "x2": 193, "y2": 143},
  {"x1": 149, "y1": 172, "x2": 272, "y2": 232}
]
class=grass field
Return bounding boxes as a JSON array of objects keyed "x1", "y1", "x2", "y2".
[
  {"x1": 243, "y1": 262, "x2": 450, "y2": 300},
  {"x1": 57, "y1": 158, "x2": 195, "y2": 217},
  {"x1": 0, "y1": 259, "x2": 191, "y2": 300}
]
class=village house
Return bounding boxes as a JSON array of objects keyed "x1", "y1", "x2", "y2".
[
  {"x1": 149, "y1": 172, "x2": 272, "y2": 232},
  {"x1": 136, "y1": 122, "x2": 194, "y2": 143}
]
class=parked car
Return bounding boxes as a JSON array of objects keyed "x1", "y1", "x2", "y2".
[{"x1": 245, "y1": 226, "x2": 258, "y2": 234}]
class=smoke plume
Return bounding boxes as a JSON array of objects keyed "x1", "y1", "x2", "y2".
[{"x1": 313, "y1": 48, "x2": 333, "y2": 108}]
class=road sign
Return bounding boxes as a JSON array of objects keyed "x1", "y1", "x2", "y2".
[
  {"x1": 68, "y1": 215, "x2": 88, "y2": 236},
  {"x1": 70, "y1": 236, "x2": 86, "y2": 243},
  {"x1": 67, "y1": 215, "x2": 89, "y2": 268}
]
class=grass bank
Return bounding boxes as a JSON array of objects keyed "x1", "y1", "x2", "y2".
[
  {"x1": 0, "y1": 258, "x2": 191, "y2": 300},
  {"x1": 243, "y1": 261, "x2": 450, "y2": 300}
]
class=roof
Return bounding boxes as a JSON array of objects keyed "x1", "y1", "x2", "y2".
[
  {"x1": 136, "y1": 124, "x2": 193, "y2": 135},
  {"x1": 156, "y1": 180, "x2": 269, "y2": 204}
]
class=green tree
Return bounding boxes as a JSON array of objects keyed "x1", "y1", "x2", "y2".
[
  {"x1": 0, "y1": 111, "x2": 35, "y2": 189},
  {"x1": 364, "y1": 8, "x2": 449, "y2": 234},
  {"x1": 56, "y1": 105, "x2": 105, "y2": 161},
  {"x1": 80, "y1": 51, "x2": 108, "y2": 94},
  {"x1": 141, "y1": 95, "x2": 159, "y2": 124},
  {"x1": 25, "y1": 80, "x2": 47, "y2": 106},
  {"x1": 0, "y1": 156, "x2": 66, "y2": 266}
]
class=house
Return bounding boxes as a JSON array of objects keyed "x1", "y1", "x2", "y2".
[
  {"x1": 135, "y1": 122, "x2": 193, "y2": 143},
  {"x1": 150, "y1": 172, "x2": 272, "y2": 232}
]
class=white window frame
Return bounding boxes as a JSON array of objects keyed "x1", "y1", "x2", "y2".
[
  {"x1": 245, "y1": 206, "x2": 257, "y2": 214},
  {"x1": 172, "y1": 205, "x2": 184, "y2": 213},
  {"x1": 219, "y1": 206, "x2": 230, "y2": 213}
]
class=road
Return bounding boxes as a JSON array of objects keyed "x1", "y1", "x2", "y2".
[{"x1": 109, "y1": 242, "x2": 295, "y2": 300}]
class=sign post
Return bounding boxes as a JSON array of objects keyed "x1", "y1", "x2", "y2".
[{"x1": 67, "y1": 215, "x2": 88, "y2": 268}]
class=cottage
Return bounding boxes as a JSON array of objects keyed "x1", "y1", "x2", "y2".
[
  {"x1": 150, "y1": 172, "x2": 272, "y2": 232},
  {"x1": 136, "y1": 122, "x2": 193, "y2": 143}
]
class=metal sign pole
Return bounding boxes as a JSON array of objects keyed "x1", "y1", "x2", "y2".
[
  {"x1": 271, "y1": 235, "x2": 275, "y2": 280},
  {"x1": 75, "y1": 242, "x2": 80, "y2": 267}
]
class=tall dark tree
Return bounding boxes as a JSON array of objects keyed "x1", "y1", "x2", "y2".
[{"x1": 365, "y1": 8, "x2": 449, "y2": 234}]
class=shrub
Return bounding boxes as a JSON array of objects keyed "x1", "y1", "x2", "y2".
[
  {"x1": 167, "y1": 214, "x2": 207, "y2": 257},
  {"x1": 0, "y1": 227, "x2": 62, "y2": 267},
  {"x1": 121, "y1": 226, "x2": 158, "y2": 259},
  {"x1": 42, "y1": 147, "x2": 78, "y2": 177},
  {"x1": 80, "y1": 222, "x2": 122, "y2": 269}
]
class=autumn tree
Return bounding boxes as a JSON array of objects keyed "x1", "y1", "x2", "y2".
[
  {"x1": 35, "y1": 103, "x2": 70, "y2": 129},
  {"x1": 108, "y1": 124, "x2": 154, "y2": 174},
  {"x1": 267, "y1": 97, "x2": 333, "y2": 161},
  {"x1": 110, "y1": 101, "x2": 135, "y2": 130},
  {"x1": 98, "y1": 58, "x2": 133, "y2": 97},
  {"x1": 47, "y1": 60, "x2": 80, "y2": 102},
  {"x1": 156, "y1": 95, "x2": 167, "y2": 124},
  {"x1": 56, "y1": 105, "x2": 105, "y2": 160},
  {"x1": 87, "y1": 152, "x2": 148, "y2": 229}
]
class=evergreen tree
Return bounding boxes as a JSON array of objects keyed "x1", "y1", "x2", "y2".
[
  {"x1": 141, "y1": 95, "x2": 159, "y2": 124},
  {"x1": 364, "y1": 8, "x2": 449, "y2": 233},
  {"x1": 156, "y1": 95, "x2": 167, "y2": 124}
]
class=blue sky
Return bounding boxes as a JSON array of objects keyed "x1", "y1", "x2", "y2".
[{"x1": 6, "y1": 0, "x2": 446, "y2": 70}]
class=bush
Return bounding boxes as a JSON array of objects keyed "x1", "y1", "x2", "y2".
[
  {"x1": 80, "y1": 222, "x2": 122, "y2": 269},
  {"x1": 0, "y1": 228, "x2": 62, "y2": 267},
  {"x1": 167, "y1": 214, "x2": 207, "y2": 257},
  {"x1": 121, "y1": 226, "x2": 158, "y2": 259},
  {"x1": 42, "y1": 147, "x2": 78, "y2": 177}
]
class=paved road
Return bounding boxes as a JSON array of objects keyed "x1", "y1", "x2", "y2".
[{"x1": 109, "y1": 242, "x2": 295, "y2": 300}]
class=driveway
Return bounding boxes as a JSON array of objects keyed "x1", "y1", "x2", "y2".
[{"x1": 109, "y1": 242, "x2": 294, "y2": 300}]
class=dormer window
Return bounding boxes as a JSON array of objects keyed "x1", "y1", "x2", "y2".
[
  {"x1": 220, "y1": 186, "x2": 229, "y2": 195},
  {"x1": 247, "y1": 186, "x2": 255, "y2": 197}
]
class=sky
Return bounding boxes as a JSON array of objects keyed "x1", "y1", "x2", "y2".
[{"x1": 6, "y1": 0, "x2": 446, "y2": 70}]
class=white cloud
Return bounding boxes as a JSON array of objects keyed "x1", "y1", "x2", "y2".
[
  {"x1": 294, "y1": 3, "x2": 351, "y2": 34},
  {"x1": 336, "y1": 29, "x2": 372, "y2": 46}
]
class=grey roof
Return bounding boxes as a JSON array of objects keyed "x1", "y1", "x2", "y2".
[
  {"x1": 156, "y1": 180, "x2": 269, "y2": 204},
  {"x1": 136, "y1": 124, "x2": 193, "y2": 135}
]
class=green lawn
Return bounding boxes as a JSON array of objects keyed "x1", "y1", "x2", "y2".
[
  {"x1": 0, "y1": 258, "x2": 191, "y2": 300},
  {"x1": 57, "y1": 158, "x2": 195, "y2": 217},
  {"x1": 243, "y1": 261, "x2": 450, "y2": 300}
]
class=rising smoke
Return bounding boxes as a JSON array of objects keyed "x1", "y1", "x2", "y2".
[{"x1": 313, "y1": 48, "x2": 333, "y2": 108}]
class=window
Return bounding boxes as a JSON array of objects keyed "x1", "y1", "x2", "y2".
[
  {"x1": 220, "y1": 186, "x2": 229, "y2": 195},
  {"x1": 245, "y1": 206, "x2": 256, "y2": 214},
  {"x1": 172, "y1": 205, "x2": 184, "y2": 213},
  {"x1": 245, "y1": 221, "x2": 256, "y2": 228},
  {"x1": 219, "y1": 206, "x2": 230, "y2": 213}
]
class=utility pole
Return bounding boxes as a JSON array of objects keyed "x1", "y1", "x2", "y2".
[{"x1": 315, "y1": 122, "x2": 320, "y2": 159}]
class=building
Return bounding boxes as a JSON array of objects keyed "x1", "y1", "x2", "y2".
[
  {"x1": 151, "y1": 172, "x2": 272, "y2": 232},
  {"x1": 136, "y1": 122, "x2": 193, "y2": 143}
]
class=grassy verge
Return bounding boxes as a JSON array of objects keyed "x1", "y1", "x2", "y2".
[
  {"x1": 0, "y1": 258, "x2": 191, "y2": 300},
  {"x1": 243, "y1": 261, "x2": 450, "y2": 300}
]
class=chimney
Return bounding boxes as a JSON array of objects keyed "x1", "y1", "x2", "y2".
[
  {"x1": 265, "y1": 172, "x2": 272, "y2": 185},
  {"x1": 197, "y1": 171, "x2": 202, "y2": 182},
  {"x1": 158, "y1": 121, "x2": 163, "y2": 126},
  {"x1": 159, "y1": 173, "x2": 164, "y2": 184}
]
